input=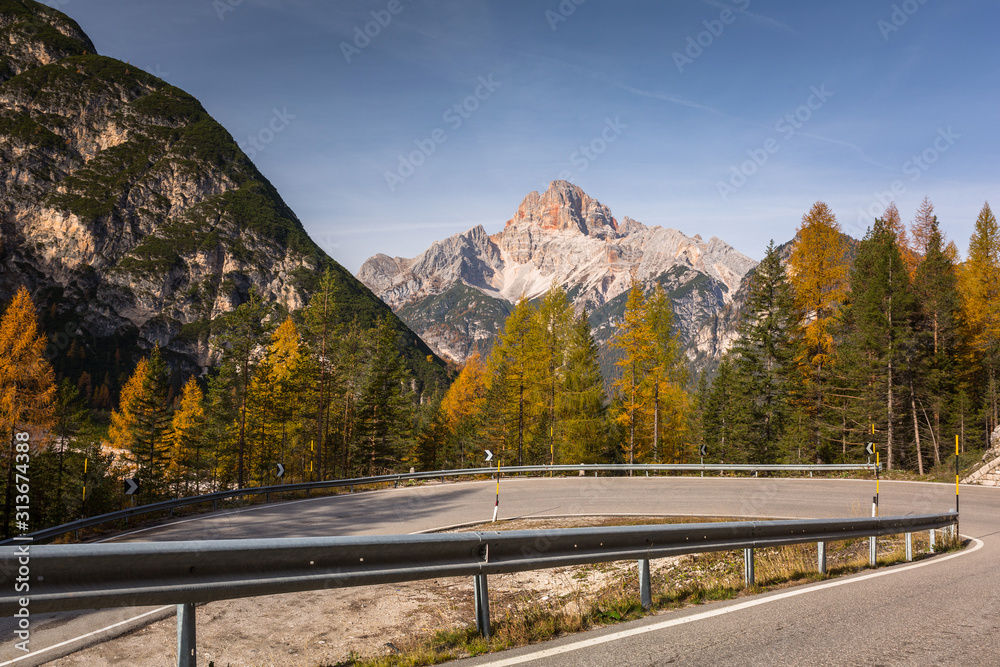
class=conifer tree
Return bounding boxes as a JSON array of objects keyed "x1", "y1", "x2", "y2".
[
  {"x1": 0, "y1": 286, "x2": 56, "y2": 536},
  {"x1": 729, "y1": 241, "x2": 797, "y2": 463},
  {"x1": 958, "y1": 202, "x2": 1000, "y2": 439},
  {"x1": 167, "y1": 376, "x2": 205, "y2": 495},
  {"x1": 488, "y1": 298, "x2": 541, "y2": 465},
  {"x1": 912, "y1": 219, "x2": 960, "y2": 464},
  {"x1": 843, "y1": 219, "x2": 916, "y2": 470},
  {"x1": 644, "y1": 285, "x2": 689, "y2": 462},
  {"x1": 612, "y1": 284, "x2": 655, "y2": 466},
  {"x1": 109, "y1": 347, "x2": 171, "y2": 499},
  {"x1": 535, "y1": 286, "x2": 573, "y2": 465},
  {"x1": 558, "y1": 310, "x2": 608, "y2": 463},
  {"x1": 788, "y1": 202, "x2": 848, "y2": 462},
  {"x1": 355, "y1": 319, "x2": 413, "y2": 475},
  {"x1": 439, "y1": 353, "x2": 487, "y2": 468}
]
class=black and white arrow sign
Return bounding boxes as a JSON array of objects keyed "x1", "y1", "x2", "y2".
[
  {"x1": 124, "y1": 478, "x2": 139, "y2": 495},
  {"x1": 865, "y1": 442, "x2": 874, "y2": 456},
  {"x1": 277, "y1": 463, "x2": 285, "y2": 478},
  {"x1": 699, "y1": 444, "x2": 708, "y2": 457},
  {"x1": 485, "y1": 450, "x2": 493, "y2": 462}
]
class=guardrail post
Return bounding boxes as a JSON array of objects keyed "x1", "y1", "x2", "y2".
[
  {"x1": 743, "y1": 548, "x2": 754, "y2": 587},
  {"x1": 177, "y1": 603, "x2": 196, "y2": 667},
  {"x1": 474, "y1": 574, "x2": 491, "y2": 638},
  {"x1": 869, "y1": 536, "x2": 876, "y2": 567},
  {"x1": 638, "y1": 559, "x2": 652, "y2": 610},
  {"x1": 929, "y1": 529, "x2": 935, "y2": 553},
  {"x1": 817, "y1": 541, "x2": 826, "y2": 575},
  {"x1": 905, "y1": 532, "x2": 912, "y2": 561}
]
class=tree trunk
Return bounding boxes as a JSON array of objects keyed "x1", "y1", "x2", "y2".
[
  {"x1": 887, "y1": 358, "x2": 894, "y2": 471},
  {"x1": 518, "y1": 380, "x2": 524, "y2": 467},
  {"x1": 910, "y1": 380, "x2": 923, "y2": 475}
]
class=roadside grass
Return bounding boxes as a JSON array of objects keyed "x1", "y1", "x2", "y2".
[{"x1": 326, "y1": 520, "x2": 961, "y2": 667}]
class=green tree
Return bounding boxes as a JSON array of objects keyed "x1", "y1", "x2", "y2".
[
  {"x1": 535, "y1": 286, "x2": 573, "y2": 465},
  {"x1": 488, "y1": 297, "x2": 541, "y2": 466},
  {"x1": 355, "y1": 319, "x2": 413, "y2": 475},
  {"x1": 729, "y1": 241, "x2": 797, "y2": 463},
  {"x1": 558, "y1": 310, "x2": 608, "y2": 463}
]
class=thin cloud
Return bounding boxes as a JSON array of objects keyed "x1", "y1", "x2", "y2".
[
  {"x1": 611, "y1": 81, "x2": 727, "y2": 116},
  {"x1": 699, "y1": 0, "x2": 797, "y2": 35},
  {"x1": 796, "y1": 131, "x2": 895, "y2": 171}
]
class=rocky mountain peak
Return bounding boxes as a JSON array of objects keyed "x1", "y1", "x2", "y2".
[
  {"x1": 0, "y1": 0, "x2": 95, "y2": 84},
  {"x1": 504, "y1": 180, "x2": 622, "y2": 240}
]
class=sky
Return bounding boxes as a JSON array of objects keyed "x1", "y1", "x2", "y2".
[{"x1": 55, "y1": 0, "x2": 1000, "y2": 272}]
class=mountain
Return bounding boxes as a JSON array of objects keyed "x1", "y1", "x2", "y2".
[
  {"x1": 358, "y1": 180, "x2": 758, "y2": 370},
  {"x1": 0, "y1": 0, "x2": 445, "y2": 386}
]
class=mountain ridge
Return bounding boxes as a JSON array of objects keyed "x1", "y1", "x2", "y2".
[{"x1": 358, "y1": 180, "x2": 758, "y2": 367}]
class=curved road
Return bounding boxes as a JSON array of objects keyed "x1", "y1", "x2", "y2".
[{"x1": 2, "y1": 475, "x2": 994, "y2": 665}]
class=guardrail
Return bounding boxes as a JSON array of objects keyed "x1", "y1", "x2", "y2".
[
  {"x1": 0, "y1": 511, "x2": 954, "y2": 666},
  {"x1": 2, "y1": 463, "x2": 881, "y2": 545}
]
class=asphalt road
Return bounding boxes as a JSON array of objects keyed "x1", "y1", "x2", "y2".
[{"x1": 0, "y1": 474, "x2": 990, "y2": 665}]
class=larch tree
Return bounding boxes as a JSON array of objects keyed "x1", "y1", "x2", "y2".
[
  {"x1": 788, "y1": 202, "x2": 849, "y2": 462},
  {"x1": 644, "y1": 285, "x2": 688, "y2": 463},
  {"x1": 167, "y1": 376, "x2": 205, "y2": 496},
  {"x1": 109, "y1": 347, "x2": 171, "y2": 499},
  {"x1": 958, "y1": 202, "x2": 1000, "y2": 439},
  {"x1": 0, "y1": 286, "x2": 56, "y2": 536},
  {"x1": 611, "y1": 283, "x2": 655, "y2": 466},
  {"x1": 558, "y1": 310, "x2": 608, "y2": 464},
  {"x1": 488, "y1": 297, "x2": 541, "y2": 466},
  {"x1": 438, "y1": 353, "x2": 487, "y2": 468},
  {"x1": 535, "y1": 286, "x2": 573, "y2": 465}
]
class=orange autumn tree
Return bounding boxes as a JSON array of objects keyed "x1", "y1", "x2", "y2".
[
  {"x1": 788, "y1": 202, "x2": 849, "y2": 461},
  {"x1": 0, "y1": 286, "x2": 56, "y2": 536}
]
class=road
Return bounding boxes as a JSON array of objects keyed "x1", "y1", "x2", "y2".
[{"x1": 0, "y1": 475, "x2": 990, "y2": 665}]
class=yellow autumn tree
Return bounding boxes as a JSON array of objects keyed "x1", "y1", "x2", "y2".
[
  {"x1": 958, "y1": 202, "x2": 1000, "y2": 432},
  {"x1": 612, "y1": 283, "x2": 656, "y2": 466},
  {"x1": 0, "y1": 286, "x2": 56, "y2": 536},
  {"x1": 167, "y1": 376, "x2": 205, "y2": 496},
  {"x1": 437, "y1": 353, "x2": 487, "y2": 467},
  {"x1": 788, "y1": 202, "x2": 848, "y2": 460}
]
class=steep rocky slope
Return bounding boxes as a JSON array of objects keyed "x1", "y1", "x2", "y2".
[
  {"x1": 0, "y1": 0, "x2": 444, "y2": 384},
  {"x1": 359, "y1": 180, "x2": 758, "y2": 368}
]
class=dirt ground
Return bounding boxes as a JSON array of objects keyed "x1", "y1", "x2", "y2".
[{"x1": 48, "y1": 517, "x2": 917, "y2": 667}]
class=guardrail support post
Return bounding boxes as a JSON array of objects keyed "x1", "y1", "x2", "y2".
[
  {"x1": 474, "y1": 574, "x2": 491, "y2": 638},
  {"x1": 638, "y1": 559, "x2": 652, "y2": 610},
  {"x1": 869, "y1": 536, "x2": 876, "y2": 567},
  {"x1": 929, "y1": 529, "x2": 935, "y2": 553},
  {"x1": 817, "y1": 541, "x2": 826, "y2": 575},
  {"x1": 177, "y1": 603, "x2": 196, "y2": 667},
  {"x1": 905, "y1": 532, "x2": 912, "y2": 561},
  {"x1": 743, "y1": 548, "x2": 754, "y2": 587}
]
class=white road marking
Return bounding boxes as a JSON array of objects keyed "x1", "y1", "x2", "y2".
[
  {"x1": 475, "y1": 536, "x2": 985, "y2": 666},
  {"x1": 0, "y1": 606, "x2": 174, "y2": 666}
]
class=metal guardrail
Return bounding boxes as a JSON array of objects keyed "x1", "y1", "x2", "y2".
[
  {"x1": 2, "y1": 463, "x2": 881, "y2": 545},
  {"x1": 0, "y1": 511, "x2": 955, "y2": 666}
]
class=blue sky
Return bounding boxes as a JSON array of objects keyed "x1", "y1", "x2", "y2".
[{"x1": 58, "y1": 0, "x2": 999, "y2": 272}]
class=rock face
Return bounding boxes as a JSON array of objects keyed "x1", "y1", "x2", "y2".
[
  {"x1": 358, "y1": 180, "x2": 758, "y2": 368},
  {"x1": 0, "y1": 0, "x2": 443, "y2": 384}
]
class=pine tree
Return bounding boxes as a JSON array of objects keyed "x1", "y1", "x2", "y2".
[
  {"x1": 729, "y1": 241, "x2": 797, "y2": 463},
  {"x1": 558, "y1": 310, "x2": 608, "y2": 463},
  {"x1": 911, "y1": 219, "x2": 960, "y2": 465},
  {"x1": 213, "y1": 289, "x2": 271, "y2": 488},
  {"x1": 910, "y1": 197, "x2": 937, "y2": 256},
  {"x1": 0, "y1": 286, "x2": 56, "y2": 536},
  {"x1": 843, "y1": 218, "x2": 916, "y2": 470},
  {"x1": 703, "y1": 357, "x2": 747, "y2": 462},
  {"x1": 355, "y1": 319, "x2": 413, "y2": 475},
  {"x1": 788, "y1": 202, "x2": 848, "y2": 462}
]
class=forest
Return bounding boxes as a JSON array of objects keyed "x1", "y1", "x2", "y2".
[{"x1": 1, "y1": 197, "x2": 998, "y2": 537}]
